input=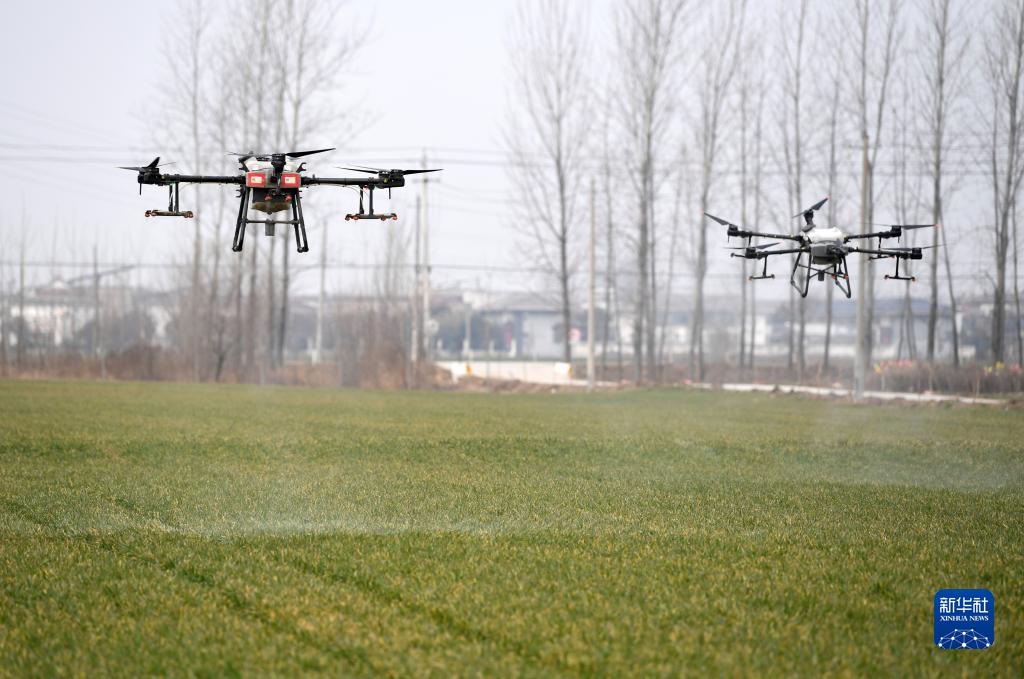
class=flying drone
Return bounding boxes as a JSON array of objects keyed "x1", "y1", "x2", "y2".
[
  {"x1": 705, "y1": 197, "x2": 938, "y2": 298},
  {"x1": 119, "y1": 148, "x2": 441, "y2": 253}
]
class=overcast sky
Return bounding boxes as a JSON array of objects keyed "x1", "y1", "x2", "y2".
[
  {"x1": 0, "y1": 0, "x2": 533, "y2": 296},
  {"x1": 0, "y1": 0, "x2": 1008, "y2": 305}
]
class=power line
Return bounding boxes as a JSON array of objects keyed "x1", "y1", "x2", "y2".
[{"x1": 0, "y1": 258, "x2": 1012, "y2": 283}]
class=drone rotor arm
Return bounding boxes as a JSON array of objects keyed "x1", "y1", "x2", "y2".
[
  {"x1": 705, "y1": 212, "x2": 804, "y2": 242},
  {"x1": 751, "y1": 246, "x2": 807, "y2": 259}
]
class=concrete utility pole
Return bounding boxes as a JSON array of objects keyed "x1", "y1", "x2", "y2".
[
  {"x1": 93, "y1": 245, "x2": 106, "y2": 380},
  {"x1": 587, "y1": 178, "x2": 596, "y2": 391},
  {"x1": 313, "y1": 222, "x2": 327, "y2": 365},
  {"x1": 411, "y1": 194, "x2": 423, "y2": 370},
  {"x1": 463, "y1": 297, "x2": 472, "y2": 360},
  {"x1": 17, "y1": 241, "x2": 25, "y2": 368},
  {"x1": 421, "y1": 151, "x2": 432, "y2": 361},
  {"x1": 0, "y1": 259, "x2": 6, "y2": 372},
  {"x1": 854, "y1": 132, "x2": 869, "y2": 399}
]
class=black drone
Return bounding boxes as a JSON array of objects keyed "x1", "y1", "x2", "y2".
[
  {"x1": 705, "y1": 197, "x2": 938, "y2": 298},
  {"x1": 120, "y1": 148, "x2": 440, "y2": 253}
]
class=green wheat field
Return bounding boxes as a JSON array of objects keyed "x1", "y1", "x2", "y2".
[{"x1": 0, "y1": 379, "x2": 1021, "y2": 675}]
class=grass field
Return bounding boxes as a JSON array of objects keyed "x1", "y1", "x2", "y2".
[{"x1": 0, "y1": 380, "x2": 1021, "y2": 676}]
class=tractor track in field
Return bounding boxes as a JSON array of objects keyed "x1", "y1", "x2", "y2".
[
  {"x1": 154, "y1": 555, "x2": 376, "y2": 673},
  {"x1": 0, "y1": 497, "x2": 378, "y2": 675},
  {"x1": 0, "y1": 498, "x2": 50, "y2": 531},
  {"x1": 285, "y1": 553, "x2": 573, "y2": 674}
]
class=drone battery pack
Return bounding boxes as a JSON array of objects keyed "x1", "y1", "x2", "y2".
[{"x1": 280, "y1": 172, "x2": 301, "y2": 188}]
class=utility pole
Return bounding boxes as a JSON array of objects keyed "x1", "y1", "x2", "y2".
[
  {"x1": 463, "y1": 298, "x2": 472, "y2": 360},
  {"x1": 587, "y1": 179, "x2": 596, "y2": 391},
  {"x1": 17, "y1": 240, "x2": 25, "y2": 368},
  {"x1": 854, "y1": 132, "x2": 869, "y2": 399},
  {"x1": 411, "y1": 195, "x2": 423, "y2": 378},
  {"x1": 0, "y1": 259, "x2": 7, "y2": 374},
  {"x1": 421, "y1": 151, "x2": 432, "y2": 361},
  {"x1": 313, "y1": 221, "x2": 327, "y2": 365},
  {"x1": 93, "y1": 245, "x2": 106, "y2": 380}
]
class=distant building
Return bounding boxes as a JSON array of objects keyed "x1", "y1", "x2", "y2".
[{"x1": 3, "y1": 276, "x2": 1017, "y2": 367}]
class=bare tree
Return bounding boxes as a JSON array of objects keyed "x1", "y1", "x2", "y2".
[
  {"x1": 748, "y1": 71, "x2": 768, "y2": 374},
  {"x1": 276, "y1": 0, "x2": 368, "y2": 368},
  {"x1": 612, "y1": 0, "x2": 686, "y2": 382},
  {"x1": 506, "y1": 0, "x2": 591, "y2": 364},
  {"x1": 236, "y1": 0, "x2": 276, "y2": 381},
  {"x1": 891, "y1": 70, "x2": 924, "y2": 360},
  {"x1": 922, "y1": 0, "x2": 968, "y2": 366},
  {"x1": 159, "y1": 0, "x2": 209, "y2": 380},
  {"x1": 821, "y1": 42, "x2": 845, "y2": 374},
  {"x1": 656, "y1": 165, "x2": 686, "y2": 370},
  {"x1": 688, "y1": 0, "x2": 745, "y2": 381},
  {"x1": 1014, "y1": 203, "x2": 1023, "y2": 364},
  {"x1": 851, "y1": 0, "x2": 901, "y2": 393},
  {"x1": 377, "y1": 221, "x2": 412, "y2": 387},
  {"x1": 735, "y1": 31, "x2": 761, "y2": 376},
  {"x1": 777, "y1": 0, "x2": 810, "y2": 380},
  {"x1": 598, "y1": 116, "x2": 622, "y2": 378},
  {"x1": 985, "y1": 0, "x2": 1024, "y2": 364},
  {"x1": 205, "y1": 46, "x2": 239, "y2": 381}
]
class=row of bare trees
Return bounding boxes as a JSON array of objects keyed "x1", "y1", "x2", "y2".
[{"x1": 506, "y1": 0, "x2": 1024, "y2": 381}]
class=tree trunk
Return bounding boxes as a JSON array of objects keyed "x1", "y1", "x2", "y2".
[
  {"x1": 635, "y1": 156, "x2": 649, "y2": 383},
  {"x1": 1014, "y1": 204, "x2": 1023, "y2": 365},
  {"x1": 267, "y1": 235, "x2": 277, "y2": 370},
  {"x1": 647, "y1": 190, "x2": 658, "y2": 381},
  {"x1": 940, "y1": 219, "x2": 960, "y2": 366}
]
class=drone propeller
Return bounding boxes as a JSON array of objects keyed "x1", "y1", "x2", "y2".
[
  {"x1": 339, "y1": 166, "x2": 442, "y2": 177},
  {"x1": 339, "y1": 166, "x2": 441, "y2": 198},
  {"x1": 117, "y1": 157, "x2": 173, "y2": 171},
  {"x1": 285, "y1": 147, "x2": 335, "y2": 158},
  {"x1": 791, "y1": 197, "x2": 829, "y2": 219},
  {"x1": 704, "y1": 212, "x2": 745, "y2": 230},
  {"x1": 792, "y1": 197, "x2": 829, "y2": 232},
  {"x1": 118, "y1": 158, "x2": 173, "y2": 194},
  {"x1": 228, "y1": 147, "x2": 335, "y2": 161}
]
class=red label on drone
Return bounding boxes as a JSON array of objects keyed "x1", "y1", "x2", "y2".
[
  {"x1": 280, "y1": 172, "x2": 301, "y2": 188},
  {"x1": 246, "y1": 172, "x2": 267, "y2": 188}
]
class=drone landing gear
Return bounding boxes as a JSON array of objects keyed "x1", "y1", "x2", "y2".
[
  {"x1": 884, "y1": 256, "x2": 915, "y2": 282},
  {"x1": 791, "y1": 251, "x2": 851, "y2": 299},
  {"x1": 344, "y1": 186, "x2": 398, "y2": 221},
  {"x1": 231, "y1": 187, "x2": 309, "y2": 253},
  {"x1": 790, "y1": 250, "x2": 812, "y2": 298},
  {"x1": 748, "y1": 256, "x2": 775, "y2": 280},
  {"x1": 145, "y1": 210, "x2": 193, "y2": 218},
  {"x1": 145, "y1": 183, "x2": 193, "y2": 218},
  {"x1": 832, "y1": 257, "x2": 852, "y2": 298},
  {"x1": 346, "y1": 213, "x2": 398, "y2": 221}
]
